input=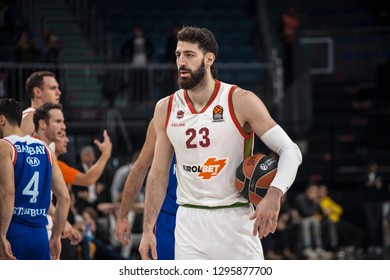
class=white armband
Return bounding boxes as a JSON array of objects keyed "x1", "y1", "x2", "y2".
[{"x1": 260, "y1": 125, "x2": 302, "y2": 194}]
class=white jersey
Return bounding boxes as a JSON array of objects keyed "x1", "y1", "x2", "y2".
[
  {"x1": 166, "y1": 80, "x2": 254, "y2": 207},
  {"x1": 22, "y1": 107, "x2": 36, "y2": 118}
]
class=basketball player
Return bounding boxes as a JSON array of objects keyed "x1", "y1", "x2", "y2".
[
  {"x1": 21, "y1": 71, "x2": 61, "y2": 136},
  {"x1": 139, "y1": 26, "x2": 302, "y2": 260},
  {"x1": 115, "y1": 118, "x2": 178, "y2": 260},
  {"x1": 33, "y1": 103, "x2": 83, "y2": 254},
  {"x1": 0, "y1": 98, "x2": 70, "y2": 260},
  {"x1": 20, "y1": 71, "x2": 78, "y2": 243},
  {"x1": 33, "y1": 103, "x2": 66, "y2": 146}
]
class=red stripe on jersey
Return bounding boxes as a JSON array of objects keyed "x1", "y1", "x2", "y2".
[
  {"x1": 184, "y1": 89, "x2": 197, "y2": 114},
  {"x1": 165, "y1": 94, "x2": 175, "y2": 130},
  {"x1": 44, "y1": 144, "x2": 52, "y2": 165},
  {"x1": 199, "y1": 80, "x2": 221, "y2": 113},
  {"x1": 228, "y1": 86, "x2": 252, "y2": 139},
  {"x1": 184, "y1": 80, "x2": 222, "y2": 114}
]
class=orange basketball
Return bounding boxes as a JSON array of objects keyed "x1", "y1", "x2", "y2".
[{"x1": 235, "y1": 153, "x2": 278, "y2": 206}]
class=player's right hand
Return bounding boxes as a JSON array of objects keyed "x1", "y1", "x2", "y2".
[
  {"x1": 115, "y1": 217, "x2": 131, "y2": 246},
  {"x1": 250, "y1": 186, "x2": 282, "y2": 238}
]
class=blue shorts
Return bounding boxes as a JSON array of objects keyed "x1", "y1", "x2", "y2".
[
  {"x1": 155, "y1": 211, "x2": 176, "y2": 260},
  {"x1": 7, "y1": 222, "x2": 50, "y2": 260}
]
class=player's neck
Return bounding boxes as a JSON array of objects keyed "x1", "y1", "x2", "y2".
[
  {"x1": 31, "y1": 99, "x2": 44, "y2": 109},
  {"x1": 186, "y1": 77, "x2": 216, "y2": 108},
  {"x1": 34, "y1": 131, "x2": 51, "y2": 146},
  {"x1": 4, "y1": 127, "x2": 25, "y2": 138}
]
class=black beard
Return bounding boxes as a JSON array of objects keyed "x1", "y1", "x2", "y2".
[{"x1": 178, "y1": 61, "x2": 206, "y2": 90}]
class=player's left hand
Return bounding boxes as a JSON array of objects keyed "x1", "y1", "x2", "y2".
[
  {"x1": 249, "y1": 186, "x2": 282, "y2": 238},
  {"x1": 139, "y1": 231, "x2": 157, "y2": 260}
]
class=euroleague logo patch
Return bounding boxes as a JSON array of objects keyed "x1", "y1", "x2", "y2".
[
  {"x1": 212, "y1": 105, "x2": 224, "y2": 122},
  {"x1": 182, "y1": 157, "x2": 228, "y2": 180}
]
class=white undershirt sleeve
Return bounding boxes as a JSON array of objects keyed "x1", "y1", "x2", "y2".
[{"x1": 260, "y1": 125, "x2": 302, "y2": 194}]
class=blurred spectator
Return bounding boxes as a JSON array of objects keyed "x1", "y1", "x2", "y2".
[
  {"x1": 82, "y1": 146, "x2": 104, "y2": 204},
  {"x1": 72, "y1": 144, "x2": 111, "y2": 213},
  {"x1": 99, "y1": 69, "x2": 127, "y2": 107},
  {"x1": 121, "y1": 24, "x2": 154, "y2": 65},
  {"x1": 383, "y1": 194, "x2": 390, "y2": 258},
  {"x1": 263, "y1": 194, "x2": 299, "y2": 259},
  {"x1": 14, "y1": 31, "x2": 39, "y2": 62},
  {"x1": 0, "y1": 0, "x2": 13, "y2": 33},
  {"x1": 103, "y1": 150, "x2": 144, "y2": 259},
  {"x1": 74, "y1": 206, "x2": 97, "y2": 259},
  {"x1": 111, "y1": 151, "x2": 140, "y2": 203},
  {"x1": 280, "y1": 6, "x2": 300, "y2": 88},
  {"x1": 365, "y1": 160, "x2": 383, "y2": 189},
  {"x1": 74, "y1": 206, "x2": 126, "y2": 260},
  {"x1": 318, "y1": 183, "x2": 365, "y2": 258},
  {"x1": 120, "y1": 24, "x2": 154, "y2": 103},
  {"x1": 32, "y1": 25, "x2": 52, "y2": 62},
  {"x1": 45, "y1": 30, "x2": 64, "y2": 63},
  {"x1": 165, "y1": 24, "x2": 181, "y2": 63},
  {"x1": 294, "y1": 182, "x2": 332, "y2": 259},
  {"x1": 362, "y1": 159, "x2": 384, "y2": 256},
  {"x1": 97, "y1": 192, "x2": 144, "y2": 259},
  {"x1": 55, "y1": 130, "x2": 114, "y2": 260}
]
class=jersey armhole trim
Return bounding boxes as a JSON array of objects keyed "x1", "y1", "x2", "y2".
[
  {"x1": 228, "y1": 86, "x2": 252, "y2": 139},
  {"x1": 43, "y1": 143, "x2": 52, "y2": 165},
  {"x1": 165, "y1": 94, "x2": 175, "y2": 130},
  {"x1": 0, "y1": 139, "x2": 17, "y2": 165}
]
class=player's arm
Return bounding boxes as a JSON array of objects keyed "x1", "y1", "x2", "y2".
[
  {"x1": 115, "y1": 119, "x2": 156, "y2": 246},
  {"x1": 232, "y1": 88, "x2": 302, "y2": 238},
  {"x1": 48, "y1": 198, "x2": 81, "y2": 244},
  {"x1": 72, "y1": 130, "x2": 112, "y2": 186},
  {"x1": 139, "y1": 98, "x2": 174, "y2": 260},
  {"x1": 47, "y1": 161, "x2": 80, "y2": 242},
  {"x1": 20, "y1": 112, "x2": 34, "y2": 136},
  {"x1": 0, "y1": 142, "x2": 16, "y2": 259},
  {"x1": 49, "y1": 151, "x2": 70, "y2": 260}
]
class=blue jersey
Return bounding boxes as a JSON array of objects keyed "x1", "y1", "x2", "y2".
[
  {"x1": 160, "y1": 154, "x2": 178, "y2": 215},
  {"x1": 3, "y1": 135, "x2": 52, "y2": 227},
  {"x1": 156, "y1": 155, "x2": 178, "y2": 259}
]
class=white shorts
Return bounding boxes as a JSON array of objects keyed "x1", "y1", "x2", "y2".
[
  {"x1": 175, "y1": 205, "x2": 264, "y2": 260},
  {"x1": 46, "y1": 215, "x2": 53, "y2": 239}
]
